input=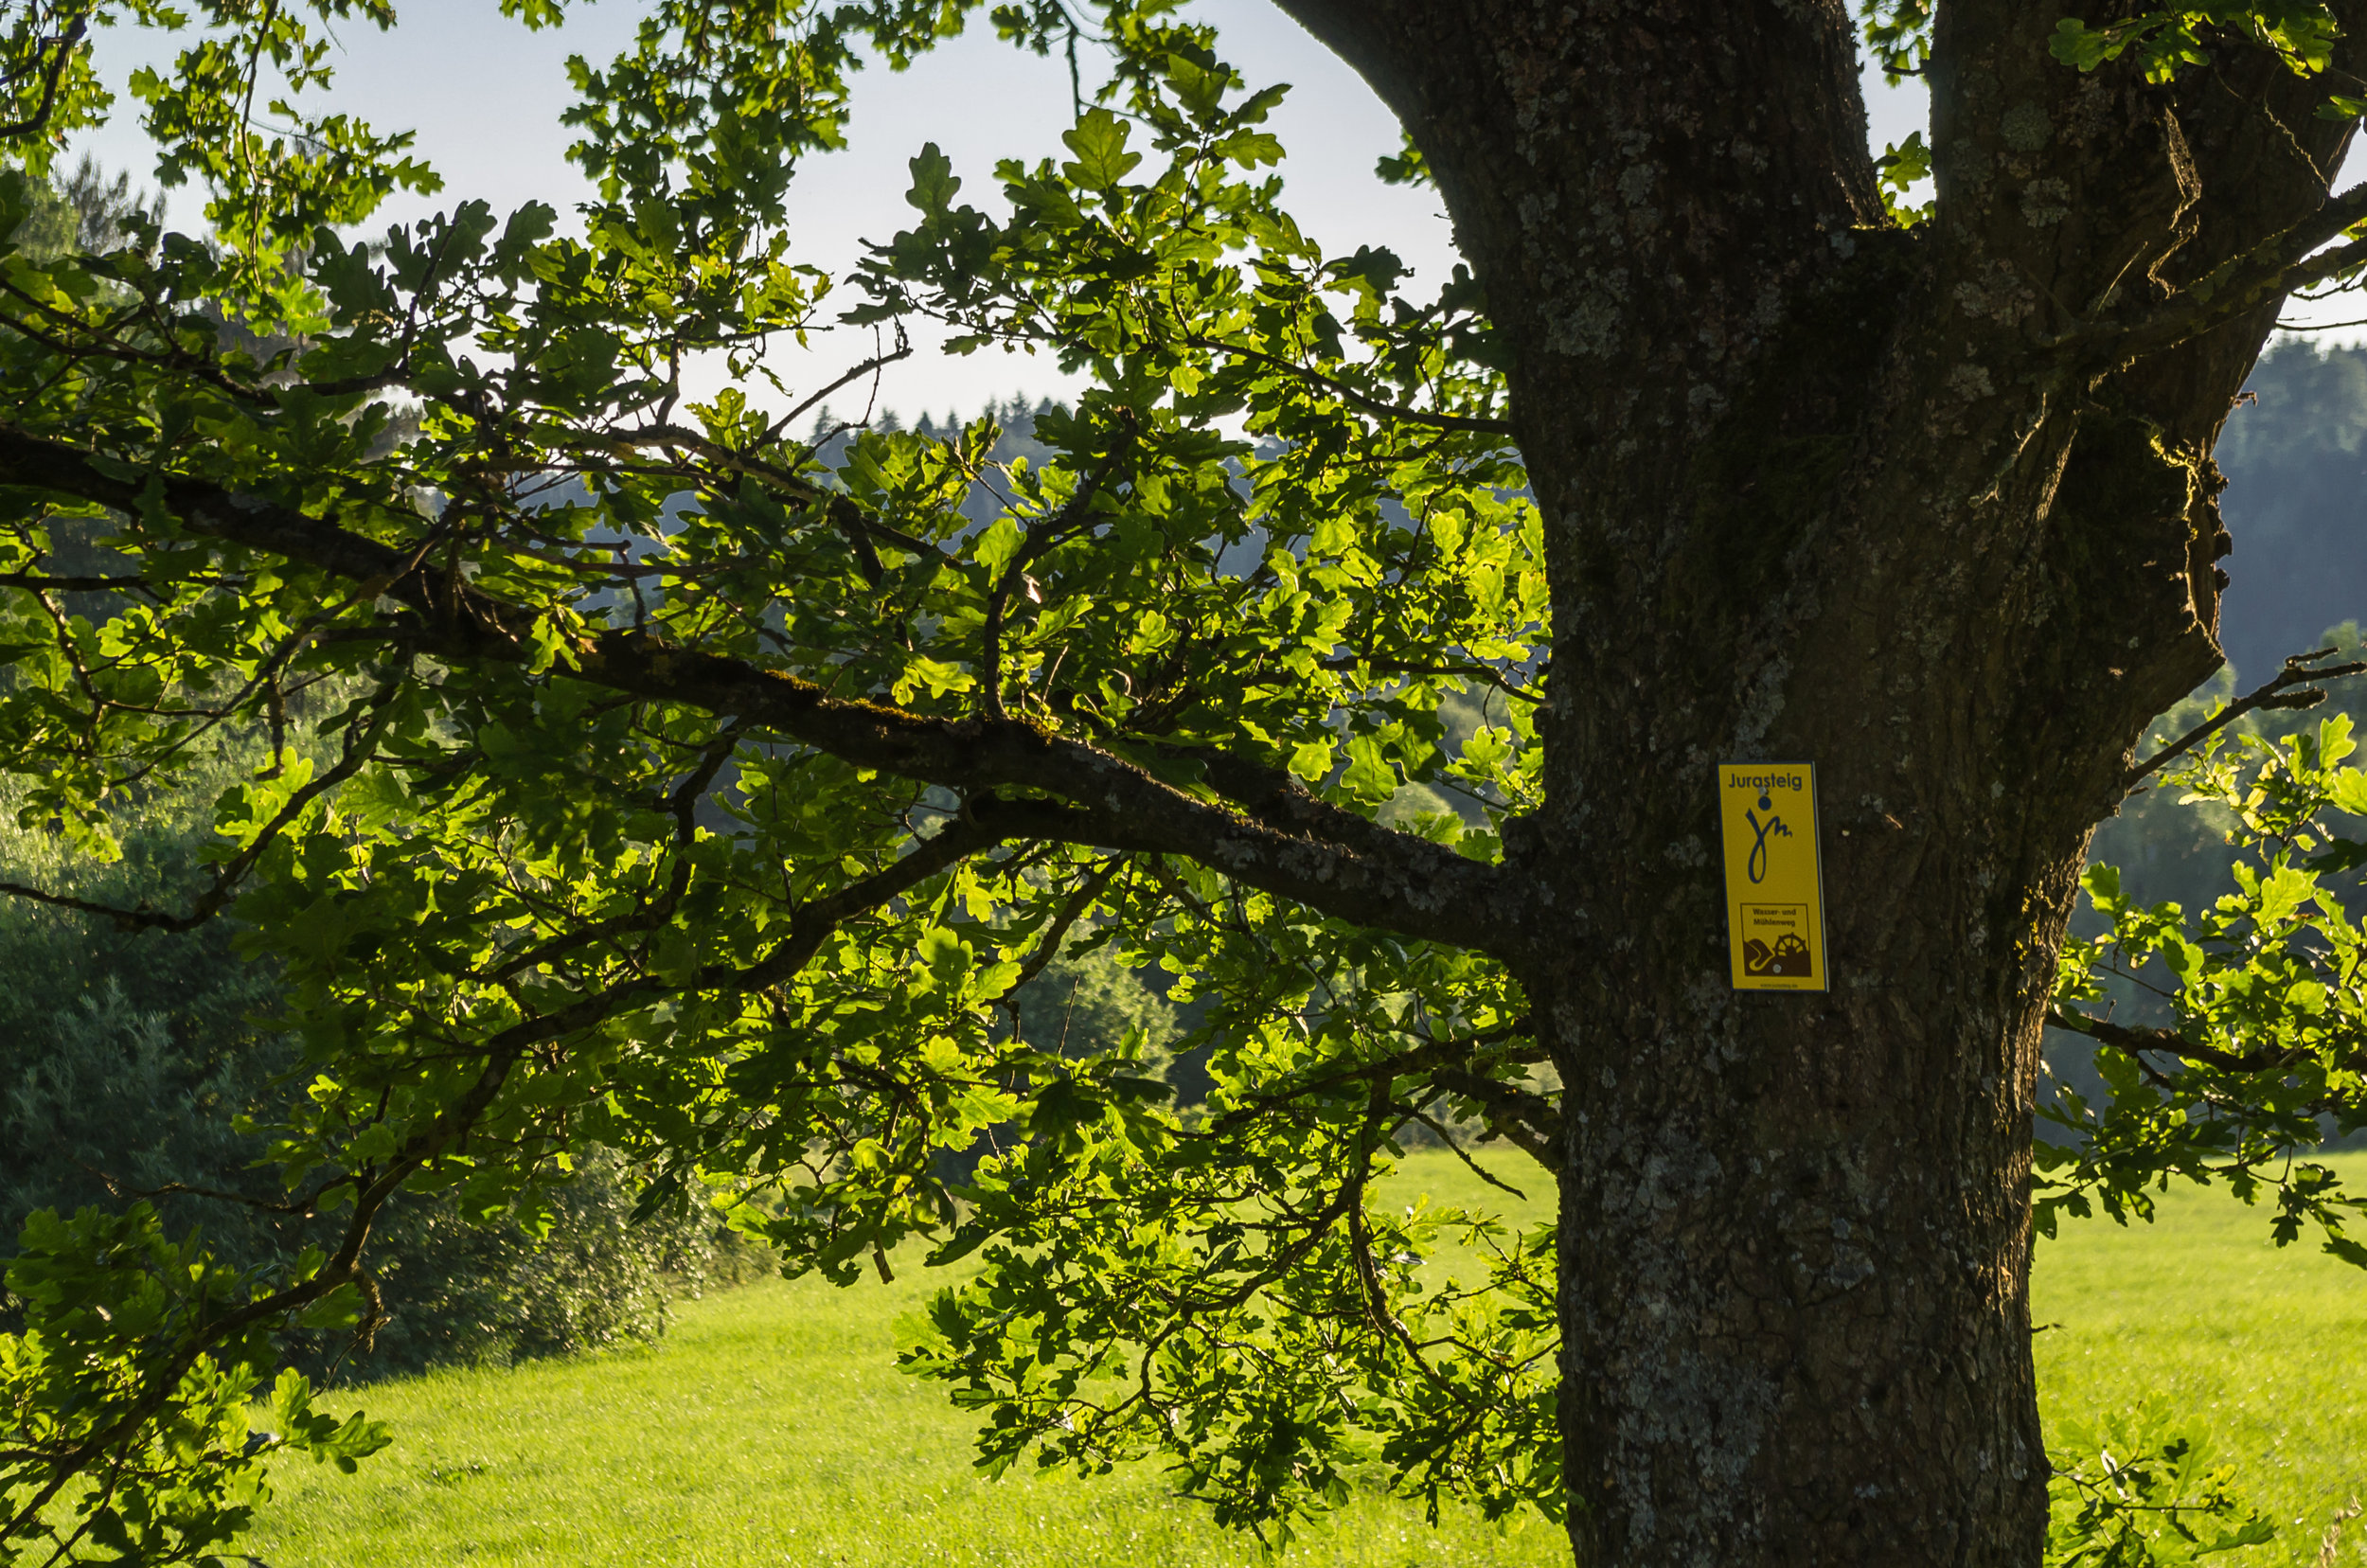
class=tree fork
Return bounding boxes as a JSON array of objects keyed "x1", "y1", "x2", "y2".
[{"x1": 1281, "y1": 0, "x2": 2362, "y2": 1562}]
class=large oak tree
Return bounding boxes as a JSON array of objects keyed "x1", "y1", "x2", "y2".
[{"x1": 3, "y1": 2, "x2": 2366, "y2": 1565}]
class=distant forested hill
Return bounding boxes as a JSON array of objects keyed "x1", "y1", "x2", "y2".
[
  {"x1": 2216, "y1": 342, "x2": 2367, "y2": 683},
  {"x1": 2056, "y1": 341, "x2": 2367, "y2": 1145}
]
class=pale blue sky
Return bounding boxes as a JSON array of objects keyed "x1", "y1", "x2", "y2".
[
  {"x1": 69, "y1": 5, "x2": 2346, "y2": 421},
  {"x1": 72, "y1": 0, "x2": 1502, "y2": 419}
]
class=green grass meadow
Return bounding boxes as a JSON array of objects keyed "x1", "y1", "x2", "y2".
[
  {"x1": 236, "y1": 1152, "x2": 2367, "y2": 1568},
  {"x1": 2031, "y1": 1154, "x2": 2367, "y2": 1562}
]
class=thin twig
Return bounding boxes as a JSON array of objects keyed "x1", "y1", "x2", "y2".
[
  {"x1": 2123, "y1": 647, "x2": 2367, "y2": 791},
  {"x1": 1006, "y1": 857, "x2": 1123, "y2": 990},
  {"x1": 1182, "y1": 332, "x2": 1515, "y2": 437},
  {"x1": 2045, "y1": 1004, "x2": 2359, "y2": 1075},
  {"x1": 765, "y1": 344, "x2": 917, "y2": 447},
  {"x1": 1407, "y1": 1107, "x2": 1533, "y2": 1198},
  {"x1": 982, "y1": 427, "x2": 1134, "y2": 717}
]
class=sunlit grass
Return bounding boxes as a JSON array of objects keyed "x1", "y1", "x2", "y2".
[
  {"x1": 235, "y1": 1150, "x2": 2367, "y2": 1567},
  {"x1": 2032, "y1": 1151, "x2": 2367, "y2": 1564},
  {"x1": 234, "y1": 1150, "x2": 1570, "y2": 1568}
]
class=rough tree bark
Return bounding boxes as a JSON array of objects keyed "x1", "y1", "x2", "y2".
[{"x1": 1274, "y1": 2, "x2": 2361, "y2": 1563}]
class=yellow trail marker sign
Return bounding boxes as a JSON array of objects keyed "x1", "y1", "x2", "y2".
[{"x1": 1717, "y1": 761, "x2": 1827, "y2": 992}]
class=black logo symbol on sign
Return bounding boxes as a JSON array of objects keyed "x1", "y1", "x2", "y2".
[
  {"x1": 1745, "y1": 792, "x2": 1792, "y2": 883},
  {"x1": 1743, "y1": 932, "x2": 1812, "y2": 978},
  {"x1": 1740, "y1": 902, "x2": 1813, "y2": 979}
]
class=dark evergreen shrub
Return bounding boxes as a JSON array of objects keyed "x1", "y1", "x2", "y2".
[{"x1": 0, "y1": 755, "x2": 769, "y2": 1381}]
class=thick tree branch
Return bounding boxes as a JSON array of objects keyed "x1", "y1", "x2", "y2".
[
  {"x1": 0, "y1": 8, "x2": 88, "y2": 143},
  {"x1": 0, "y1": 425, "x2": 1532, "y2": 951},
  {"x1": 1430, "y1": 1064, "x2": 1562, "y2": 1171},
  {"x1": 1163, "y1": 740, "x2": 1500, "y2": 900}
]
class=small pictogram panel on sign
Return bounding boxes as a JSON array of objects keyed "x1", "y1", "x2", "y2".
[{"x1": 1717, "y1": 762, "x2": 1827, "y2": 992}]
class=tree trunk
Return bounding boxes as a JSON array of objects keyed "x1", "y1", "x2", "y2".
[
  {"x1": 1273, "y1": 0, "x2": 2362, "y2": 1561},
  {"x1": 1507, "y1": 299, "x2": 2216, "y2": 1562}
]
